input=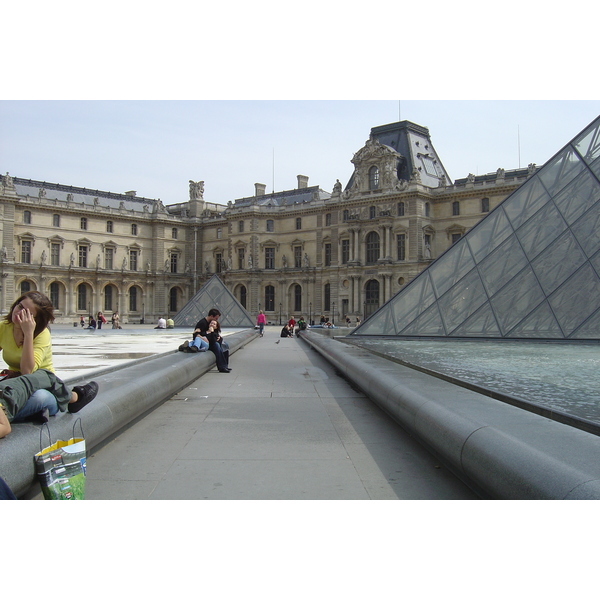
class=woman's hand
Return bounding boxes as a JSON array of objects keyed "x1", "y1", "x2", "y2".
[{"x1": 15, "y1": 307, "x2": 36, "y2": 337}]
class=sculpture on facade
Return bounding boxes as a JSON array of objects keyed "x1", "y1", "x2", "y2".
[
  {"x1": 247, "y1": 254, "x2": 252, "y2": 269},
  {"x1": 0, "y1": 247, "x2": 7, "y2": 263},
  {"x1": 282, "y1": 254, "x2": 287, "y2": 268},
  {"x1": 189, "y1": 180, "x2": 205, "y2": 200},
  {"x1": 303, "y1": 253, "x2": 309, "y2": 268},
  {"x1": 40, "y1": 250, "x2": 47, "y2": 265},
  {"x1": 70, "y1": 253, "x2": 75, "y2": 267}
]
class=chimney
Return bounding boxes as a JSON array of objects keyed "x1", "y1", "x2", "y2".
[
  {"x1": 297, "y1": 175, "x2": 309, "y2": 189},
  {"x1": 255, "y1": 183, "x2": 266, "y2": 196}
]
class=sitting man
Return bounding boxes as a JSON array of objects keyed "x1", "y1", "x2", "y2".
[
  {"x1": 194, "y1": 308, "x2": 231, "y2": 373},
  {"x1": 280, "y1": 324, "x2": 294, "y2": 338},
  {"x1": 295, "y1": 317, "x2": 307, "y2": 337}
]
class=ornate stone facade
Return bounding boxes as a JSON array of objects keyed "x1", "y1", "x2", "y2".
[{"x1": 0, "y1": 121, "x2": 534, "y2": 324}]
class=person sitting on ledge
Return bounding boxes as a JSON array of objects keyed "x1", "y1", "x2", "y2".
[{"x1": 0, "y1": 291, "x2": 99, "y2": 432}]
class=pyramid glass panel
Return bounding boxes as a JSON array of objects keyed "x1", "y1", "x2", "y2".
[
  {"x1": 350, "y1": 115, "x2": 600, "y2": 341},
  {"x1": 515, "y1": 201, "x2": 567, "y2": 260},
  {"x1": 553, "y1": 167, "x2": 600, "y2": 225},
  {"x1": 530, "y1": 230, "x2": 587, "y2": 295},
  {"x1": 478, "y1": 235, "x2": 529, "y2": 297},
  {"x1": 173, "y1": 274, "x2": 255, "y2": 328},
  {"x1": 466, "y1": 207, "x2": 513, "y2": 264},
  {"x1": 548, "y1": 262, "x2": 600, "y2": 336},
  {"x1": 428, "y1": 238, "x2": 475, "y2": 298}
]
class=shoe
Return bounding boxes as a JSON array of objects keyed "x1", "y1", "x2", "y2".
[
  {"x1": 69, "y1": 381, "x2": 99, "y2": 413},
  {"x1": 31, "y1": 408, "x2": 50, "y2": 423},
  {"x1": 178, "y1": 341, "x2": 189, "y2": 352},
  {"x1": 187, "y1": 345, "x2": 199, "y2": 353},
  {"x1": 218, "y1": 369, "x2": 230, "y2": 373}
]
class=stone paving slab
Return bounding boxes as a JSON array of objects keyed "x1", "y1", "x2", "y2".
[{"x1": 81, "y1": 328, "x2": 478, "y2": 500}]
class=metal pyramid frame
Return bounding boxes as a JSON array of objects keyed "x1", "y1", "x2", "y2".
[
  {"x1": 350, "y1": 115, "x2": 600, "y2": 341},
  {"x1": 173, "y1": 274, "x2": 255, "y2": 328}
]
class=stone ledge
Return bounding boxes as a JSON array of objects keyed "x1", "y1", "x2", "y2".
[
  {"x1": 0, "y1": 329, "x2": 257, "y2": 498},
  {"x1": 300, "y1": 331, "x2": 600, "y2": 500}
]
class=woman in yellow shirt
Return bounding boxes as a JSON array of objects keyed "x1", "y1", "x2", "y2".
[{"x1": 0, "y1": 291, "x2": 98, "y2": 428}]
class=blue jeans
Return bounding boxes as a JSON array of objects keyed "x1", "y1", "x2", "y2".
[
  {"x1": 191, "y1": 337, "x2": 209, "y2": 351},
  {"x1": 209, "y1": 340, "x2": 229, "y2": 370},
  {"x1": 12, "y1": 389, "x2": 60, "y2": 423}
]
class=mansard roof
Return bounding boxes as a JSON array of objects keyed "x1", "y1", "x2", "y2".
[
  {"x1": 346, "y1": 120, "x2": 453, "y2": 189},
  {"x1": 232, "y1": 185, "x2": 330, "y2": 208},
  {"x1": 4, "y1": 175, "x2": 162, "y2": 214}
]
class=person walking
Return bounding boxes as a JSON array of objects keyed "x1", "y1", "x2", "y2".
[{"x1": 256, "y1": 310, "x2": 266, "y2": 337}]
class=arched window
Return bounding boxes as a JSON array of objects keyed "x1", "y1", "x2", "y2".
[
  {"x1": 368, "y1": 166, "x2": 379, "y2": 190},
  {"x1": 324, "y1": 283, "x2": 331, "y2": 311},
  {"x1": 294, "y1": 284, "x2": 302, "y2": 312},
  {"x1": 21, "y1": 280, "x2": 31, "y2": 294},
  {"x1": 50, "y1": 282, "x2": 60, "y2": 309},
  {"x1": 265, "y1": 285, "x2": 275, "y2": 311},
  {"x1": 481, "y1": 197, "x2": 490, "y2": 213},
  {"x1": 104, "y1": 285, "x2": 113, "y2": 312},
  {"x1": 239, "y1": 285, "x2": 247, "y2": 308},
  {"x1": 169, "y1": 287, "x2": 178, "y2": 312},
  {"x1": 365, "y1": 231, "x2": 380, "y2": 265},
  {"x1": 129, "y1": 286, "x2": 138, "y2": 312},
  {"x1": 365, "y1": 279, "x2": 380, "y2": 318},
  {"x1": 77, "y1": 283, "x2": 88, "y2": 312}
]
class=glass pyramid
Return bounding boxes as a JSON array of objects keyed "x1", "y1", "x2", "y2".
[
  {"x1": 351, "y1": 115, "x2": 600, "y2": 341},
  {"x1": 173, "y1": 274, "x2": 255, "y2": 328}
]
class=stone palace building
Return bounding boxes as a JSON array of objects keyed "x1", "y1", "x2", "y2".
[{"x1": 0, "y1": 120, "x2": 535, "y2": 325}]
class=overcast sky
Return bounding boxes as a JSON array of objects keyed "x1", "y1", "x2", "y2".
[{"x1": 2, "y1": 100, "x2": 598, "y2": 206}]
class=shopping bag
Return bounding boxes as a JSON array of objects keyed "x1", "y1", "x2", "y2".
[{"x1": 34, "y1": 419, "x2": 87, "y2": 500}]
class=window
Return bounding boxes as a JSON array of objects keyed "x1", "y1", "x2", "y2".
[
  {"x1": 481, "y1": 197, "x2": 490, "y2": 213},
  {"x1": 50, "y1": 282, "x2": 59, "y2": 310},
  {"x1": 365, "y1": 231, "x2": 380, "y2": 265},
  {"x1": 80, "y1": 217, "x2": 87, "y2": 230},
  {"x1": 425, "y1": 202, "x2": 430, "y2": 217},
  {"x1": 369, "y1": 166, "x2": 379, "y2": 190},
  {"x1": 169, "y1": 288, "x2": 178, "y2": 313},
  {"x1": 265, "y1": 247, "x2": 275, "y2": 269},
  {"x1": 324, "y1": 243, "x2": 331, "y2": 267},
  {"x1": 295, "y1": 217, "x2": 302, "y2": 230},
  {"x1": 365, "y1": 279, "x2": 380, "y2": 317},
  {"x1": 325, "y1": 213, "x2": 331, "y2": 226},
  {"x1": 452, "y1": 201, "x2": 460, "y2": 216},
  {"x1": 397, "y1": 234, "x2": 406, "y2": 261},
  {"x1": 129, "y1": 286, "x2": 138, "y2": 312},
  {"x1": 172, "y1": 228, "x2": 178, "y2": 239},
  {"x1": 324, "y1": 283, "x2": 331, "y2": 311},
  {"x1": 170, "y1": 253, "x2": 178, "y2": 273},
  {"x1": 238, "y1": 247, "x2": 245, "y2": 270},
  {"x1": 343, "y1": 209, "x2": 349, "y2": 222},
  {"x1": 397, "y1": 202, "x2": 405, "y2": 217},
  {"x1": 452, "y1": 233, "x2": 462, "y2": 244},
  {"x1": 107, "y1": 221, "x2": 113, "y2": 233},
  {"x1": 217, "y1": 228, "x2": 222, "y2": 239},
  {"x1": 369, "y1": 206, "x2": 377, "y2": 219},
  {"x1": 239, "y1": 285, "x2": 247, "y2": 308},
  {"x1": 294, "y1": 284, "x2": 302, "y2": 312},
  {"x1": 265, "y1": 285, "x2": 275, "y2": 311},
  {"x1": 77, "y1": 283, "x2": 87, "y2": 311},
  {"x1": 341, "y1": 239, "x2": 350, "y2": 264},
  {"x1": 238, "y1": 220, "x2": 244, "y2": 233},
  {"x1": 78, "y1": 245, "x2": 88, "y2": 268},
  {"x1": 104, "y1": 247, "x2": 114, "y2": 270},
  {"x1": 215, "y1": 253, "x2": 223, "y2": 273},
  {"x1": 53, "y1": 214, "x2": 60, "y2": 227},
  {"x1": 21, "y1": 281, "x2": 31, "y2": 294},
  {"x1": 294, "y1": 246, "x2": 302, "y2": 268},
  {"x1": 266, "y1": 219, "x2": 274, "y2": 232},
  {"x1": 23, "y1": 210, "x2": 31, "y2": 224},
  {"x1": 131, "y1": 224, "x2": 138, "y2": 236},
  {"x1": 104, "y1": 286, "x2": 113, "y2": 312},
  {"x1": 51, "y1": 243, "x2": 60, "y2": 266},
  {"x1": 129, "y1": 249, "x2": 138, "y2": 271}
]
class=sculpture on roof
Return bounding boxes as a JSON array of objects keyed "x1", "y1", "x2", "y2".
[
  {"x1": 189, "y1": 180, "x2": 204, "y2": 200},
  {"x1": 333, "y1": 179, "x2": 342, "y2": 195}
]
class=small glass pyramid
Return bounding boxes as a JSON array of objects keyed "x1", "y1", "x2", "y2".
[
  {"x1": 173, "y1": 274, "x2": 255, "y2": 328},
  {"x1": 351, "y1": 115, "x2": 600, "y2": 340}
]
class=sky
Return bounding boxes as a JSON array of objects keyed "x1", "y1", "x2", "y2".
[{"x1": 1, "y1": 100, "x2": 599, "y2": 206}]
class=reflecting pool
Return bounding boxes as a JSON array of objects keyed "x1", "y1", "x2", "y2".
[{"x1": 343, "y1": 338, "x2": 600, "y2": 426}]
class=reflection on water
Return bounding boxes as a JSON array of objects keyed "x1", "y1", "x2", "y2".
[{"x1": 346, "y1": 338, "x2": 600, "y2": 425}]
